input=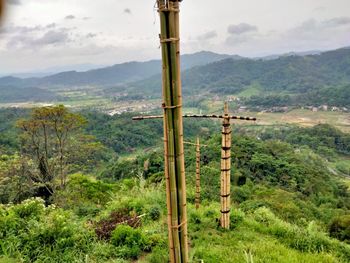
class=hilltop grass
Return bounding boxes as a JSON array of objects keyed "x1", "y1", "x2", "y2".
[{"x1": 1, "y1": 179, "x2": 350, "y2": 263}]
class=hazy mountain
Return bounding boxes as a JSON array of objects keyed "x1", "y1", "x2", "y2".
[
  {"x1": 0, "y1": 51, "x2": 242, "y2": 89},
  {"x1": 0, "y1": 86, "x2": 59, "y2": 103},
  {"x1": 259, "y1": 50, "x2": 323, "y2": 60}
]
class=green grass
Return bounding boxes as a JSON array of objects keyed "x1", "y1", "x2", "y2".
[
  {"x1": 237, "y1": 83, "x2": 262, "y2": 98},
  {"x1": 186, "y1": 204, "x2": 347, "y2": 263}
]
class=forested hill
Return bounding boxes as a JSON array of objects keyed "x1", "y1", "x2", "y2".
[
  {"x1": 0, "y1": 51, "x2": 237, "y2": 88},
  {"x1": 125, "y1": 47, "x2": 350, "y2": 100}
]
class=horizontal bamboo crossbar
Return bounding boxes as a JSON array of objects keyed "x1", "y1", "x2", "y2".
[
  {"x1": 183, "y1": 141, "x2": 208, "y2": 147},
  {"x1": 132, "y1": 114, "x2": 257, "y2": 121}
]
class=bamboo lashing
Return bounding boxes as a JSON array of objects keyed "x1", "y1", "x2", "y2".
[
  {"x1": 158, "y1": 0, "x2": 188, "y2": 262},
  {"x1": 133, "y1": 114, "x2": 257, "y2": 121},
  {"x1": 220, "y1": 102, "x2": 231, "y2": 229}
]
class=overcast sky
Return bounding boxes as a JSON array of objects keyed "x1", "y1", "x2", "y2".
[{"x1": 0, "y1": 0, "x2": 350, "y2": 74}]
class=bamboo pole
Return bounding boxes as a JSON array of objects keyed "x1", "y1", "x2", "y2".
[
  {"x1": 158, "y1": 1, "x2": 188, "y2": 262},
  {"x1": 133, "y1": 114, "x2": 257, "y2": 121},
  {"x1": 220, "y1": 102, "x2": 231, "y2": 229},
  {"x1": 195, "y1": 137, "x2": 201, "y2": 209}
]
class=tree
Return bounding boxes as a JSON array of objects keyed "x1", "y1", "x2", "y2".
[{"x1": 16, "y1": 105, "x2": 90, "y2": 201}]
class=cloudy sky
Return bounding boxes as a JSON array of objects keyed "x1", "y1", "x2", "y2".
[{"x1": 0, "y1": 0, "x2": 349, "y2": 74}]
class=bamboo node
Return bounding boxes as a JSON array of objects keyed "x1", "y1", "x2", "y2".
[
  {"x1": 220, "y1": 209, "x2": 231, "y2": 214},
  {"x1": 220, "y1": 194, "x2": 231, "y2": 197}
]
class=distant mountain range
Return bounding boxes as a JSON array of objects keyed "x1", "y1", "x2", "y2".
[
  {"x1": 0, "y1": 51, "x2": 242, "y2": 89},
  {"x1": 0, "y1": 47, "x2": 349, "y2": 106}
]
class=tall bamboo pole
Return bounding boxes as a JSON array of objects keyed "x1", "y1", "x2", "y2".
[
  {"x1": 195, "y1": 137, "x2": 201, "y2": 209},
  {"x1": 220, "y1": 102, "x2": 231, "y2": 229},
  {"x1": 158, "y1": 1, "x2": 188, "y2": 262}
]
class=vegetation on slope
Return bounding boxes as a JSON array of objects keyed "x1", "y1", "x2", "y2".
[{"x1": 0, "y1": 106, "x2": 350, "y2": 262}]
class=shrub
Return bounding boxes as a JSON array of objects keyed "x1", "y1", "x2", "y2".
[
  {"x1": 149, "y1": 206, "x2": 161, "y2": 221},
  {"x1": 111, "y1": 225, "x2": 150, "y2": 259},
  {"x1": 329, "y1": 215, "x2": 350, "y2": 242},
  {"x1": 0, "y1": 198, "x2": 94, "y2": 262},
  {"x1": 230, "y1": 209, "x2": 245, "y2": 229}
]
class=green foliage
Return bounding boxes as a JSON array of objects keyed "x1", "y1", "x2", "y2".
[
  {"x1": 329, "y1": 215, "x2": 350, "y2": 243},
  {"x1": 149, "y1": 206, "x2": 161, "y2": 221},
  {"x1": 251, "y1": 207, "x2": 350, "y2": 260},
  {"x1": 260, "y1": 124, "x2": 350, "y2": 155},
  {"x1": 54, "y1": 174, "x2": 114, "y2": 215},
  {"x1": 0, "y1": 198, "x2": 94, "y2": 262},
  {"x1": 111, "y1": 225, "x2": 150, "y2": 259}
]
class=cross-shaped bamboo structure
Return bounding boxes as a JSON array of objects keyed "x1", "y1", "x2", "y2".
[{"x1": 133, "y1": 105, "x2": 256, "y2": 230}]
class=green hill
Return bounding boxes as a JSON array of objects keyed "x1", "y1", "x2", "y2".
[{"x1": 121, "y1": 47, "x2": 350, "y2": 107}]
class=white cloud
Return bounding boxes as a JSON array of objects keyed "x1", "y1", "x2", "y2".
[
  {"x1": 1, "y1": 0, "x2": 350, "y2": 73},
  {"x1": 227, "y1": 23, "x2": 258, "y2": 35},
  {"x1": 65, "y1": 15, "x2": 75, "y2": 20},
  {"x1": 196, "y1": 30, "x2": 217, "y2": 41}
]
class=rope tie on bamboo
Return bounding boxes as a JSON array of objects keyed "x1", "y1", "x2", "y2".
[
  {"x1": 222, "y1": 146, "x2": 231, "y2": 150},
  {"x1": 222, "y1": 131, "x2": 232, "y2": 135},
  {"x1": 222, "y1": 123, "x2": 231, "y2": 127},
  {"x1": 171, "y1": 220, "x2": 187, "y2": 230},
  {"x1": 157, "y1": 7, "x2": 180, "y2": 13},
  {"x1": 160, "y1": 37, "x2": 180, "y2": 43},
  {"x1": 162, "y1": 103, "x2": 182, "y2": 109}
]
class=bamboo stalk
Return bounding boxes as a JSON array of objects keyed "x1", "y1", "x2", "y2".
[
  {"x1": 220, "y1": 102, "x2": 231, "y2": 229},
  {"x1": 170, "y1": 1, "x2": 189, "y2": 261},
  {"x1": 158, "y1": 0, "x2": 188, "y2": 262},
  {"x1": 195, "y1": 137, "x2": 201, "y2": 209}
]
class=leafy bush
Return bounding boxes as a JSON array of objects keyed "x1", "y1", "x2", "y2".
[
  {"x1": 329, "y1": 215, "x2": 350, "y2": 243},
  {"x1": 0, "y1": 198, "x2": 94, "y2": 262},
  {"x1": 111, "y1": 225, "x2": 150, "y2": 259},
  {"x1": 149, "y1": 206, "x2": 161, "y2": 221}
]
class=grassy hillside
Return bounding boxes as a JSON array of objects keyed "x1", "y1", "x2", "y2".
[{"x1": 0, "y1": 107, "x2": 350, "y2": 262}]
